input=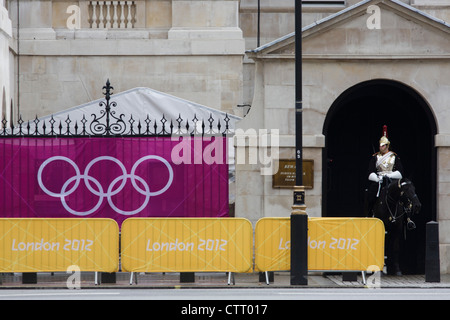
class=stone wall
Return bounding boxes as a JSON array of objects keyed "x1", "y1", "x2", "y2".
[{"x1": 8, "y1": 0, "x2": 244, "y2": 121}]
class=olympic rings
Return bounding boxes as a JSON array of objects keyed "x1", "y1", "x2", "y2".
[{"x1": 37, "y1": 155, "x2": 174, "y2": 216}]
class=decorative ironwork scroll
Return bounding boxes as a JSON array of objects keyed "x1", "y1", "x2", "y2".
[{"x1": 1, "y1": 80, "x2": 233, "y2": 138}]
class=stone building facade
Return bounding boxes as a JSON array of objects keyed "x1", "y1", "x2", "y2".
[
  {"x1": 4, "y1": 0, "x2": 245, "y2": 120},
  {"x1": 1, "y1": 0, "x2": 450, "y2": 274},
  {"x1": 240, "y1": 0, "x2": 450, "y2": 274}
]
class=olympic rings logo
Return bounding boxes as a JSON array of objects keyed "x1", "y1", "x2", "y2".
[{"x1": 37, "y1": 155, "x2": 174, "y2": 216}]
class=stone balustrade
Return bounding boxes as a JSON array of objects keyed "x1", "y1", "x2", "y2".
[{"x1": 89, "y1": 1, "x2": 135, "y2": 29}]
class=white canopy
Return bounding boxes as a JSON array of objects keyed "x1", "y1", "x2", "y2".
[{"x1": 24, "y1": 87, "x2": 241, "y2": 136}]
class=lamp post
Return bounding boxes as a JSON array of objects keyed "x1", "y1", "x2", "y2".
[
  {"x1": 290, "y1": 0, "x2": 308, "y2": 286},
  {"x1": 257, "y1": 0, "x2": 260, "y2": 47}
]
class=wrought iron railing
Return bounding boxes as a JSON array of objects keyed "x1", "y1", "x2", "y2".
[{"x1": 0, "y1": 80, "x2": 233, "y2": 138}]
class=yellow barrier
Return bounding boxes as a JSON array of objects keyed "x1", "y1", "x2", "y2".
[
  {"x1": 0, "y1": 218, "x2": 119, "y2": 273},
  {"x1": 0, "y1": 217, "x2": 384, "y2": 275},
  {"x1": 255, "y1": 217, "x2": 385, "y2": 272},
  {"x1": 121, "y1": 218, "x2": 253, "y2": 273},
  {"x1": 254, "y1": 217, "x2": 290, "y2": 272}
]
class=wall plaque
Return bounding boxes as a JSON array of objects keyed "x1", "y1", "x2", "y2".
[{"x1": 272, "y1": 159, "x2": 313, "y2": 189}]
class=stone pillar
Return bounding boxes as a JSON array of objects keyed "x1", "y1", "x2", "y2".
[
  {"x1": 0, "y1": 0, "x2": 12, "y2": 123},
  {"x1": 436, "y1": 139, "x2": 450, "y2": 274}
]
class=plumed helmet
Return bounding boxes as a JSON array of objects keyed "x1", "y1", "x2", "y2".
[{"x1": 379, "y1": 125, "x2": 390, "y2": 146}]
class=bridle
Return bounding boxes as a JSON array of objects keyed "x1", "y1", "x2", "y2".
[{"x1": 385, "y1": 180, "x2": 415, "y2": 223}]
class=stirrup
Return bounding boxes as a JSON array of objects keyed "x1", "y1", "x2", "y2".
[{"x1": 407, "y1": 218, "x2": 416, "y2": 230}]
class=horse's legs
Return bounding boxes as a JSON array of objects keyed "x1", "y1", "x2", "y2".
[
  {"x1": 391, "y1": 231, "x2": 402, "y2": 276},
  {"x1": 391, "y1": 222, "x2": 403, "y2": 276},
  {"x1": 386, "y1": 224, "x2": 402, "y2": 276}
]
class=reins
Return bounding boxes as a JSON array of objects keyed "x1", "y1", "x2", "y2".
[
  {"x1": 385, "y1": 192, "x2": 403, "y2": 223},
  {"x1": 384, "y1": 180, "x2": 413, "y2": 223}
]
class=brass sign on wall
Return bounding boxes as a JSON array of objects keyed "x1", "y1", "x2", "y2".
[{"x1": 272, "y1": 159, "x2": 313, "y2": 189}]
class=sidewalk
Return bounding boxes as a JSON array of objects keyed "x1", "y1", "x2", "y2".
[{"x1": 1, "y1": 272, "x2": 450, "y2": 289}]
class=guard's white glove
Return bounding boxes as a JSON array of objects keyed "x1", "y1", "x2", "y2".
[
  {"x1": 386, "y1": 171, "x2": 402, "y2": 180},
  {"x1": 368, "y1": 172, "x2": 381, "y2": 182}
]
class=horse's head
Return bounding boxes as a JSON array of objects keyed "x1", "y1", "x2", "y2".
[{"x1": 398, "y1": 179, "x2": 421, "y2": 215}]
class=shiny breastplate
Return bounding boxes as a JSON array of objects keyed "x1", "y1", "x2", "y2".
[{"x1": 376, "y1": 152, "x2": 395, "y2": 174}]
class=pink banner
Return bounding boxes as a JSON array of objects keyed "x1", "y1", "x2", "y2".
[{"x1": 0, "y1": 137, "x2": 229, "y2": 227}]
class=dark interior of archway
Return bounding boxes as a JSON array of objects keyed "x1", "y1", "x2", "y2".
[{"x1": 323, "y1": 80, "x2": 435, "y2": 274}]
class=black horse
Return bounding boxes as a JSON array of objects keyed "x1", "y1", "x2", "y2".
[{"x1": 372, "y1": 178, "x2": 421, "y2": 276}]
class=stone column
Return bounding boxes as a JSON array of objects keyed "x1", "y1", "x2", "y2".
[
  {"x1": 0, "y1": 0, "x2": 12, "y2": 122},
  {"x1": 436, "y1": 135, "x2": 450, "y2": 274}
]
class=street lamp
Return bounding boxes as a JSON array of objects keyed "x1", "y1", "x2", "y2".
[{"x1": 290, "y1": 0, "x2": 308, "y2": 286}]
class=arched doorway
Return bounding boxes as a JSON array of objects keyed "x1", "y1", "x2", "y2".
[{"x1": 322, "y1": 79, "x2": 437, "y2": 274}]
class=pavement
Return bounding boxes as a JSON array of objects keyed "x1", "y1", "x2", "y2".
[{"x1": 1, "y1": 271, "x2": 450, "y2": 289}]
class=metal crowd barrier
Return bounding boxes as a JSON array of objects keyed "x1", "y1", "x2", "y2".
[{"x1": 0, "y1": 217, "x2": 384, "y2": 285}]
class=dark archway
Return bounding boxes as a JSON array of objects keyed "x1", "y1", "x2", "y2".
[{"x1": 322, "y1": 79, "x2": 437, "y2": 274}]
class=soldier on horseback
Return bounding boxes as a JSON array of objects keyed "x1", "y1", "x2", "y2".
[
  {"x1": 366, "y1": 125, "x2": 404, "y2": 216},
  {"x1": 366, "y1": 126, "x2": 421, "y2": 275}
]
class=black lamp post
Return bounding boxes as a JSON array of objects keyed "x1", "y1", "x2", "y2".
[{"x1": 290, "y1": 0, "x2": 308, "y2": 286}]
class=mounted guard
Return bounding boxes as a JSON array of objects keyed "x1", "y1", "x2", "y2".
[
  {"x1": 367, "y1": 125, "x2": 404, "y2": 215},
  {"x1": 366, "y1": 125, "x2": 421, "y2": 275}
]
